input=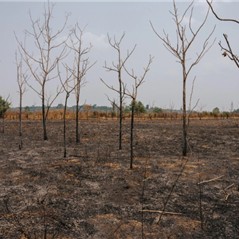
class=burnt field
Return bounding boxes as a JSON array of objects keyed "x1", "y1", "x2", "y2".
[{"x1": 0, "y1": 118, "x2": 239, "y2": 238}]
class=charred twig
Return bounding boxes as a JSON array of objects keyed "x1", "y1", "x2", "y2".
[
  {"x1": 198, "y1": 175, "x2": 224, "y2": 185},
  {"x1": 155, "y1": 157, "x2": 189, "y2": 224},
  {"x1": 141, "y1": 209, "x2": 182, "y2": 216}
]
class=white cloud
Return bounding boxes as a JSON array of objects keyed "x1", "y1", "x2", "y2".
[
  {"x1": 83, "y1": 32, "x2": 108, "y2": 50},
  {"x1": 55, "y1": 31, "x2": 108, "y2": 51}
]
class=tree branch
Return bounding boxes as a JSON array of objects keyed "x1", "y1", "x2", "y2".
[{"x1": 206, "y1": 0, "x2": 239, "y2": 24}]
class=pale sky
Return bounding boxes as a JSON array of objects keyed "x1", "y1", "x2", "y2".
[{"x1": 0, "y1": 1, "x2": 239, "y2": 111}]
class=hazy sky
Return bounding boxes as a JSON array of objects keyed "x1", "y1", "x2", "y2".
[{"x1": 0, "y1": 0, "x2": 239, "y2": 111}]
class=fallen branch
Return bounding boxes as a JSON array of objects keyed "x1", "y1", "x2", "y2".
[
  {"x1": 198, "y1": 175, "x2": 224, "y2": 185},
  {"x1": 223, "y1": 183, "x2": 235, "y2": 201},
  {"x1": 141, "y1": 209, "x2": 182, "y2": 216},
  {"x1": 224, "y1": 183, "x2": 234, "y2": 191},
  {"x1": 224, "y1": 193, "x2": 231, "y2": 201}
]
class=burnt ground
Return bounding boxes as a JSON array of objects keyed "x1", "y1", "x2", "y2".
[{"x1": 0, "y1": 118, "x2": 239, "y2": 238}]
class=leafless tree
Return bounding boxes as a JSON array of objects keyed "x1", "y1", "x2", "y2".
[
  {"x1": 101, "y1": 33, "x2": 136, "y2": 150},
  {"x1": 58, "y1": 64, "x2": 76, "y2": 158},
  {"x1": 124, "y1": 55, "x2": 153, "y2": 169},
  {"x1": 16, "y1": 2, "x2": 68, "y2": 140},
  {"x1": 150, "y1": 0, "x2": 215, "y2": 156},
  {"x1": 207, "y1": 0, "x2": 239, "y2": 68},
  {"x1": 67, "y1": 24, "x2": 96, "y2": 143},
  {"x1": 16, "y1": 52, "x2": 27, "y2": 150}
]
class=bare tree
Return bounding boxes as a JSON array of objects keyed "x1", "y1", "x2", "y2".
[
  {"x1": 124, "y1": 55, "x2": 153, "y2": 169},
  {"x1": 16, "y1": 52, "x2": 27, "y2": 150},
  {"x1": 16, "y1": 2, "x2": 68, "y2": 140},
  {"x1": 101, "y1": 33, "x2": 136, "y2": 150},
  {"x1": 67, "y1": 24, "x2": 95, "y2": 143},
  {"x1": 207, "y1": 0, "x2": 239, "y2": 68},
  {"x1": 58, "y1": 65, "x2": 75, "y2": 158},
  {"x1": 150, "y1": 0, "x2": 215, "y2": 156}
]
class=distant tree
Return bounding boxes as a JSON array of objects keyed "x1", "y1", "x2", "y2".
[
  {"x1": 82, "y1": 104, "x2": 92, "y2": 119},
  {"x1": 152, "y1": 107, "x2": 162, "y2": 113},
  {"x1": 222, "y1": 111, "x2": 230, "y2": 119},
  {"x1": 212, "y1": 107, "x2": 220, "y2": 115},
  {"x1": 0, "y1": 96, "x2": 11, "y2": 133},
  {"x1": 56, "y1": 103, "x2": 64, "y2": 109},
  {"x1": 101, "y1": 33, "x2": 136, "y2": 150},
  {"x1": 130, "y1": 101, "x2": 147, "y2": 115},
  {"x1": 151, "y1": 0, "x2": 215, "y2": 156},
  {"x1": 111, "y1": 100, "x2": 117, "y2": 118},
  {"x1": 0, "y1": 96, "x2": 10, "y2": 119},
  {"x1": 24, "y1": 106, "x2": 30, "y2": 112},
  {"x1": 16, "y1": 2, "x2": 68, "y2": 140}
]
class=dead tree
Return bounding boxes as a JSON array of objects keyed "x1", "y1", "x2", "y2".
[
  {"x1": 58, "y1": 65, "x2": 76, "y2": 158},
  {"x1": 101, "y1": 33, "x2": 136, "y2": 150},
  {"x1": 207, "y1": 0, "x2": 239, "y2": 68},
  {"x1": 16, "y1": 52, "x2": 27, "y2": 150},
  {"x1": 67, "y1": 24, "x2": 95, "y2": 143},
  {"x1": 16, "y1": 2, "x2": 68, "y2": 140},
  {"x1": 151, "y1": 0, "x2": 215, "y2": 156},
  {"x1": 124, "y1": 55, "x2": 153, "y2": 169}
]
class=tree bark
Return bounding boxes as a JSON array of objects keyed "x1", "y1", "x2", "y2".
[
  {"x1": 130, "y1": 99, "x2": 135, "y2": 169},
  {"x1": 19, "y1": 89, "x2": 23, "y2": 150},
  {"x1": 76, "y1": 96, "x2": 80, "y2": 143},
  {"x1": 119, "y1": 70, "x2": 123, "y2": 150},
  {"x1": 42, "y1": 84, "x2": 48, "y2": 141},
  {"x1": 182, "y1": 77, "x2": 187, "y2": 156},
  {"x1": 63, "y1": 93, "x2": 69, "y2": 158}
]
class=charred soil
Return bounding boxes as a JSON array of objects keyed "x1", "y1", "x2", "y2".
[{"x1": 0, "y1": 118, "x2": 239, "y2": 238}]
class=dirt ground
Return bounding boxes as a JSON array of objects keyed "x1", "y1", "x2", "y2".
[{"x1": 0, "y1": 118, "x2": 239, "y2": 239}]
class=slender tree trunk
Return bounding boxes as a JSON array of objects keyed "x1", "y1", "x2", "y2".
[
  {"x1": 182, "y1": 69, "x2": 187, "y2": 156},
  {"x1": 130, "y1": 99, "x2": 135, "y2": 169},
  {"x1": 19, "y1": 91, "x2": 23, "y2": 150},
  {"x1": 42, "y1": 84, "x2": 48, "y2": 140},
  {"x1": 119, "y1": 97, "x2": 123, "y2": 151},
  {"x1": 76, "y1": 96, "x2": 80, "y2": 143},
  {"x1": 63, "y1": 94, "x2": 69, "y2": 158},
  {"x1": 76, "y1": 45, "x2": 81, "y2": 144},
  {"x1": 119, "y1": 70, "x2": 123, "y2": 150},
  {"x1": 42, "y1": 104, "x2": 48, "y2": 140}
]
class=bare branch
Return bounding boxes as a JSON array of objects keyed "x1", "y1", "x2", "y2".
[
  {"x1": 187, "y1": 26, "x2": 216, "y2": 77},
  {"x1": 15, "y1": 51, "x2": 28, "y2": 95},
  {"x1": 206, "y1": 0, "x2": 239, "y2": 24},
  {"x1": 219, "y1": 34, "x2": 239, "y2": 68},
  {"x1": 198, "y1": 175, "x2": 224, "y2": 185},
  {"x1": 105, "y1": 95, "x2": 120, "y2": 110},
  {"x1": 124, "y1": 55, "x2": 153, "y2": 99},
  {"x1": 100, "y1": 78, "x2": 121, "y2": 95},
  {"x1": 206, "y1": 1, "x2": 239, "y2": 68}
]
